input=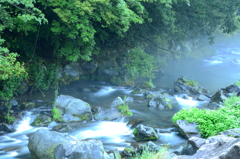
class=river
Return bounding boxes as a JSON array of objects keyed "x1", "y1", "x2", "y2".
[{"x1": 0, "y1": 38, "x2": 239, "y2": 159}]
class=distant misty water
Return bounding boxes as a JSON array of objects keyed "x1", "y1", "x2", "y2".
[{"x1": 154, "y1": 42, "x2": 240, "y2": 94}]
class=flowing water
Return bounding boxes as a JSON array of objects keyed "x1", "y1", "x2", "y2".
[{"x1": 0, "y1": 40, "x2": 240, "y2": 159}]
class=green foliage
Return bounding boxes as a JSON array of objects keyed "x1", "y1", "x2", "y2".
[
  {"x1": 0, "y1": 39, "x2": 27, "y2": 99},
  {"x1": 134, "y1": 147, "x2": 169, "y2": 159},
  {"x1": 27, "y1": 61, "x2": 59, "y2": 93},
  {"x1": 4, "y1": 102, "x2": 15, "y2": 123},
  {"x1": 172, "y1": 96, "x2": 240, "y2": 138},
  {"x1": 141, "y1": 79, "x2": 155, "y2": 89},
  {"x1": 124, "y1": 47, "x2": 158, "y2": 81},
  {"x1": 117, "y1": 96, "x2": 133, "y2": 116},
  {"x1": 51, "y1": 107, "x2": 62, "y2": 122}
]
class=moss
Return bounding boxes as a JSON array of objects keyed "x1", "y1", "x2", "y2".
[
  {"x1": 133, "y1": 128, "x2": 139, "y2": 136},
  {"x1": 141, "y1": 80, "x2": 155, "y2": 89},
  {"x1": 79, "y1": 113, "x2": 89, "y2": 121},
  {"x1": 167, "y1": 104, "x2": 172, "y2": 108},
  {"x1": 124, "y1": 147, "x2": 135, "y2": 153},
  {"x1": 133, "y1": 128, "x2": 158, "y2": 141},
  {"x1": 117, "y1": 104, "x2": 132, "y2": 116},
  {"x1": 33, "y1": 119, "x2": 41, "y2": 126},
  {"x1": 103, "y1": 117, "x2": 109, "y2": 120},
  {"x1": 146, "y1": 94, "x2": 155, "y2": 99}
]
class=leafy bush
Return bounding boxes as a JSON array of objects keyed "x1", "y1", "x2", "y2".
[
  {"x1": 124, "y1": 47, "x2": 158, "y2": 81},
  {"x1": 172, "y1": 96, "x2": 240, "y2": 138},
  {"x1": 0, "y1": 39, "x2": 27, "y2": 99}
]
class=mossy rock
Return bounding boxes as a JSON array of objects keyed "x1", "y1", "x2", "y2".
[
  {"x1": 32, "y1": 115, "x2": 52, "y2": 127},
  {"x1": 133, "y1": 125, "x2": 158, "y2": 141},
  {"x1": 21, "y1": 102, "x2": 35, "y2": 109}
]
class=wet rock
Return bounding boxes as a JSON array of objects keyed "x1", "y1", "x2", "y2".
[
  {"x1": 59, "y1": 62, "x2": 82, "y2": 84},
  {"x1": 156, "y1": 127, "x2": 177, "y2": 133},
  {"x1": 81, "y1": 61, "x2": 98, "y2": 74},
  {"x1": 180, "y1": 137, "x2": 206, "y2": 155},
  {"x1": 208, "y1": 83, "x2": 240, "y2": 105},
  {"x1": 28, "y1": 129, "x2": 74, "y2": 159},
  {"x1": 133, "y1": 124, "x2": 158, "y2": 141},
  {"x1": 174, "y1": 135, "x2": 240, "y2": 159},
  {"x1": 127, "y1": 118, "x2": 143, "y2": 128},
  {"x1": 93, "y1": 106, "x2": 122, "y2": 121},
  {"x1": 56, "y1": 95, "x2": 92, "y2": 122},
  {"x1": 125, "y1": 96, "x2": 134, "y2": 103},
  {"x1": 139, "y1": 141, "x2": 161, "y2": 152},
  {"x1": 52, "y1": 124, "x2": 72, "y2": 133},
  {"x1": 196, "y1": 94, "x2": 210, "y2": 101},
  {"x1": 122, "y1": 146, "x2": 136, "y2": 157},
  {"x1": 145, "y1": 89, "x2": 171, "y2": 99},
  {"x1": 31, "y1": 115, "x2": 52, "y2": 127},
  {"x1": 174, "y1": 120, "x2": 201, "y2": 139},
  {"x1": 219, "y1": 128, "x2": 240, "y2": 138},
  {"x1": 54, "y1": 139, "x2": 112, "y2": 159},
  {"x1": 0, "y1": 123, "x2": 14, "y2": 134},
  {"x1": 148, "y1": 96, "x2": 172, "y2": 109},
  {"x1": 10, "y1": 99, "x2": 18, "y2": 107},
  {"x1": 207, "y1": 102, "x2": 222, "y2": 109},
  {"x1": 110, "y1": 97, "x2": 124, "y2": 107},
  {"x1": 108, "y1": 149, "x2": 121, "y2": 159},
  {"x1": 21, "y1": 102, "x2": 35, "y2": 109},
  {"x1": 174, "y1": 76, "x2": 208, "y2": 95}
]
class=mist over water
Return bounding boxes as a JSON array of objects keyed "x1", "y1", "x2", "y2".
[{"x1": 154, "y1": 40, "x2": 240, "y2": 93}]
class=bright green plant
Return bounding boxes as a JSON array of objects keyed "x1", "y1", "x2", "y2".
[
  {"x1": 185, "y1": 79, "x2": 199, "y2": 86},
  {"x1": 172, "y1": 96, "x2": 240, "y2": 138},
  {"x1": 52, "y1": 107, "x2": 62, "y2": 122},
  {"x1": 142, "y1": 79, "x2": 155, "y2": 89},
  {"x1": 117, "y1": 96, "x2": 133, "y2": 116},
  {"x1": 0, "y1": 42, "x2": 27, "y2": 99},
  {"x1": 51, "y1": 89, "x2": 63, "y2": 121},
  {"x1": 134, "y1": 146, "x2": 169, "y2": 159}
]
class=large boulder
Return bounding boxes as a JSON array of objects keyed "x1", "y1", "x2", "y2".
[
  {"x1": 110, "y1": 97, "x2": 124, "y2": 108},
  {"x1": 208, "y1": 83, "x2": 240, "y2": 105},
  {"x1": 28, "y1": 129, "x2": 112, "y2": 159},
  {"x1": 54, "y1": 139, "x2": 112, "y2": 159},
  {"x1": 56, "y1": 95, "x2": 92, "y2": 122},
  {"x1": 174, "y1": 76, "x2": 208, "y2": 95},
  {"x1": 219, "y1": 128, "x2": 240, "y2": 138},
  {"x1": 28, "y1": 129, "x2": 74, "y2": 159},
  {"x1": 59, "y1": 62, "x2": 82, "y2": 84},
  {"x1": 93, "y1": 106, "x2": 123, "y2": 121},
  {"x1": 133, "y1": 124, "x2": 158, "y2": 141},
  {"x1": 174, "y1": 120, "x2": 201, "y2": 139},
  {"x1": 174, "y1": 135, "x2": 240, "y2": 159}
]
